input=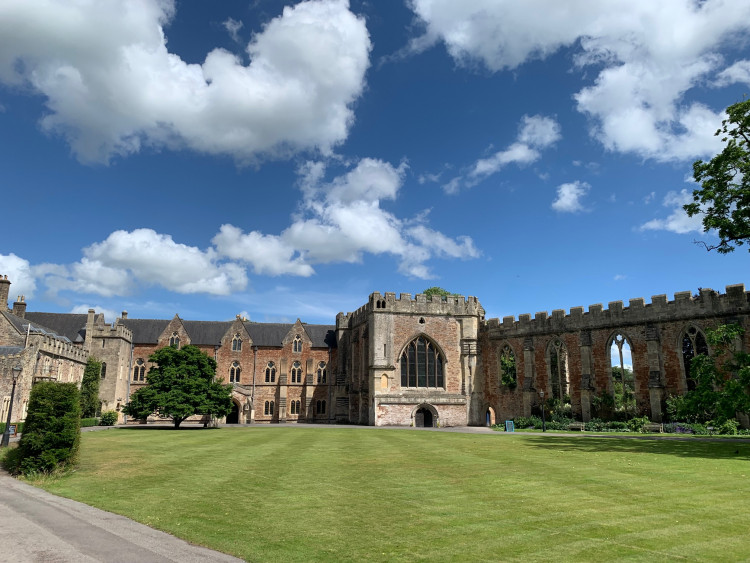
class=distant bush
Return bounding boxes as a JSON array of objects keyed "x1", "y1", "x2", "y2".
[
  {"x1": 80, "y1": 418, "x2": 99, "y2": 427},
  {"x1": 6, "y1": 382, "x2": 81, "y2": 475},
  {"x1": 99, "y1": 411, "x2": 118, "y2": 426},
  {"x1": 0, "y1": 422, "x2": 24, "y2": 434}
]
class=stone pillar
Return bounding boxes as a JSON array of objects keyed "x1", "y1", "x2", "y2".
[
  {"x1": 578, "y1": 331, "x2": 594, "y2": 422},
  {"x1": 522, "y1": 337, "x2": 535, "y2": 417},
  {"x1": 278, "y1": 374, "x2": 287, "y2": 423},
  {"x1": 646, "y1": 324, "x2": 664, "y2": 422}
]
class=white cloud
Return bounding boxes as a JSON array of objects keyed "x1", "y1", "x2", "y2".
[
  {"x1": 714, "y1": 59, "x2": 750, "y2": 87},
  {"x1": 551, "y1": 181, "x2": 590, "y2": 213},
  {"x1": 223, "y1": 17, "x2": 244, "y2": 43},
  {"x1": 613, "y1": 274, "x2": 626, "y2": 281},
  {"x1": 212, "y1": 225, "x2": 314, "y2": 277},
  {"x1": 0, "y1": 0, "x2": 371, "y2": 164},
  {"x1": 69, "y1": 304, "x2": 119, "y2": 324},
  {"x1": 640, "y1": 189, "x2": 704, "y2": 234},
  {"x1": 407, "y1": 0, "x2": 750, "y2": 161},
  {"x1": 442, "y1": 114, "x2": 561, "y2": 193},
  {"x1": 38, "y1": 229, "x2": 248, "y2": 297},
  {"x1": 217, "y1": 157, "x2": 480, "y2": 279},
  {"x1": 0, "y1": 253, "x2": 37, "y2": 300}
]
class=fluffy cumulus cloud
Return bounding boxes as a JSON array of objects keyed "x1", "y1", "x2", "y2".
[
  {"x1": 640, "y1": 190, "x2": 704, "y2": 234},
  {"x1": 408, "y1": 0, "x2": 750, "y2": 161},
  {"x1": 442, "y1": 114, "x2": 561, "y2": 193},
  {"x1": 37, "y1": 229, "x2": 248, "y2": 297},
  {"x1": 552, "y1": 181, "x2": 590, "y2": 213},
  {"x1": 213, "y1": 157, "x2": 480, "y2": 279},
  {"x1": 0, "y1": 253, "x2": 37, "y2": 300},
  {"x1": 0, "y1": 0, "x2": 371, "y2": 164},
  {"x1": 714, "y1": 60, "x2": 750, "y2": 87}
]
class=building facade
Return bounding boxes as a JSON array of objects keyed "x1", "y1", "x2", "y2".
[{"x1": 1, "y1": 274, "x2": 749, "y2": 427}]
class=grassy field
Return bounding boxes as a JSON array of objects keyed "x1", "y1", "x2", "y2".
[{"x1": 27, "y1": 427, "x2": 750, "y2": 562}]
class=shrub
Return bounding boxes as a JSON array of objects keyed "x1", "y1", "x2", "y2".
[
  {"x1": 513, "y1": 416, "x2": 543, "y2": 430},
  {"x1": 99, "y1": 411, "x2": 119, "y2": 426},
  {"x1": 8, "y1": 382, "x2": 81, "y2": 475},
  {"x1": 713, "y1": 419, "x2": 739, "y2": 435},
  {"x1": 626, "y1": 416, "x2": 651, "y2": 433},
  {"x1": 80, "y1": 417, "x2": 99, "y2": 428},
  {"x1": 79, "y1": 357, "x2": 101, "y2": 418}
]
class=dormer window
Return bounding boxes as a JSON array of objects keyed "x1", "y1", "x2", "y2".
[
  {"x1": 231, "y1": 334, "x2": 242, "y2": 351},
  {"x1": 293, "y1": 335, "x2": 302, "y2": 353},
  {"x1": 169, "y1": 332, "x2": 180, "y2": 348}
]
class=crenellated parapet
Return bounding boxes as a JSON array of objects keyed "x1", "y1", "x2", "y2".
[
  {"x1": 339, "y1": 291, "x2": 484, "y2": 329},
  {"x1": 484, "y1": 284, "x2": 749, "y2": 338},
  {"x1": 29, "y1": 333, "x2": 88, "y2": 363}
]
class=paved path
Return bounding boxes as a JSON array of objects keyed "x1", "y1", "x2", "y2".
[{"x1": 0, "y1": 470, "x2": 241, "y2": 563}]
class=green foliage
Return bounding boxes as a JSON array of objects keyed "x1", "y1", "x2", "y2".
[
  {"x1": 591, "y1": 391, "x2": 616, "y2": 420},
  {"x1": 79, "y1": 357, "x2": 101, "y2": 418},
  {"x1": 7, "y1": 382, "x2": 81, "y2": 475},
  {"x1": 685, "y1": 98, "x2": 750, "y2": 253},
  {"x1": 0, "y1": 421, "x2": 24, "y2": 434},
  {"x1": 499, "y1": 349, "x2": 517, "y2": 388},
  {"x1": 99, "y1": 411, "x2": 118, "y2": 426},
  {"x1": 672, "y1": 324, "x2": 750, "y2": 424},
  {"x1": 80, "y1": 418, "x2": 99, "y2": 427},
  {"x1": 122, "y1": 345, "x2": 233, "y2": 428},
  {"x1": 626, "y1": 416, "x2": 651, "y2": 433},
  {"x1": 422, "y1": 287, "x2": 456, "y2": 299}
]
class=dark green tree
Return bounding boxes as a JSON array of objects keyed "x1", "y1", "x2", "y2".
[
  {"x1": 122, "y1": 345, "x2": 233, "y2": 428},
  {"x1": 6, "y1": 382, "x2": 81, "y2": 475},
  {"x1": 671, "y1": 324, "x2": 750, "y2": 424},
  {"x1": 685, "y1": 99, "x2": 750, "y2": 253},
  {"x1": 79, "y1": 357, "x2": 101, "y2": 418}
]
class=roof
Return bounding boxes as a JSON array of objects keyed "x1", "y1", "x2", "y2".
[
  {"x1": 24, "y1": 312, "x2": 87, "y2": 343},
  {"x1": 119, "y1": 319, "x2": 171, "y2": 343},
  {"x1": 1, "y1": 311, "x2": 74, "y2": 343}
]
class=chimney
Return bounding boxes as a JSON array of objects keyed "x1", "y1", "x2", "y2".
[
  {"x1": 12, "y1": 295, "x2": 26, "y2": 318},
  {"x1": 0, "y1": 275, "x2": 10, "y2": 310},
  {"x1": 121, "y1": 311, "x2": 128, "y2": 319}
]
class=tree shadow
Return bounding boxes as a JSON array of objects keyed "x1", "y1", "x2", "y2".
[{"x1": 523, "y1": 434, "x2": 750, "y2": 460}]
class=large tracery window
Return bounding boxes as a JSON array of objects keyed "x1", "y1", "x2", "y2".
[
  {"x1": 548, "y1": 339, "x2": 569, "y2": 401},
  {"x1": 682, "y1": 326, "x2": 708, "y2": 392},
  {"x1": 400, "y1": 336, "x2": 444, "y2": 388},
  {"x1": 499, "y1": 345, "x2": 517, "y2": 388}
]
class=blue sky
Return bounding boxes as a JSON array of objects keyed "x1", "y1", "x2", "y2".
[{"x1": 0, "y1": 0, "x2": 749, "y2": 326}]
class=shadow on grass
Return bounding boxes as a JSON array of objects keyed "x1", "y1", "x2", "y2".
[
  {"x1": 117, "y1": 425, "x2": 218, "y2": 431},
  {"x1": 523, "y1": 434, "x2": 750, "y2": 460}
]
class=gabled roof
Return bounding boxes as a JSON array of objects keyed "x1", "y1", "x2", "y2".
[
  {"x1": 0, "y1": 346, "x2": 23, "y2": 356},
  {"x1": 119, "y1": 319, "x2": 171, "y2": 344},
  {"x1": 24, "y1": 312, "x2": 87, "y2": 343},
  {"x1": 182, "y1": 320, "x2": 234, "y2": 346},
  {"x1": 244, "y1": 322, "x2": 336, "y2": 348},
  {"x1": 1, "y1": 311, "x2": 74, "y2": 343}
]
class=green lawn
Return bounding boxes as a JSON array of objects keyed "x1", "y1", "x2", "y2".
[{"x1": 29, "y1": 428, "x2": 750, "y2": 562}]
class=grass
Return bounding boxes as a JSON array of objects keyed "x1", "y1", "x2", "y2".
[{"x1": 22, "y1": 427, "x2": 750, "y2": 562}]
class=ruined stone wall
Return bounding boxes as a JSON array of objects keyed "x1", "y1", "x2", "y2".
[{"x1": 480, "y1": 284, "x2": 750, "y2": 422}]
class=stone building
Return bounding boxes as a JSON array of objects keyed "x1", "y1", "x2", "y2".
[{"x1": 1, "y1": 273, "x2": 749, "y2": 428}]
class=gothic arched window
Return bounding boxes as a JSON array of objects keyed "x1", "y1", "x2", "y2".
[
  {"x1": 264, "y1": 401, "x2": 275, "y2": 416},
  {"x1": 400, "y1": 336, "x2": 445, "y2": 388},
  {"x1": 230, "y1": 361, "x2": 241, "y2": 383},
  {"x1": 133, "y1": 358, "x2": 146, "y2": 382},
  {"x1": 682, "y1": 326, "x2": 708, "y2": 392},
  {"x1": 291, "y1": 361, "x2": 302, "y2": 383},
  {"x1": 231, "y1": 334, "x2": 242, "y2": 351},
  {"x1": 609, "y1": 333, "x2": 635, "y2": 415},
  {"x1": 499, "y1": 345, "x2": 517, "y2": 388},
  {"x1": 265, "y1": 361, "x2": 276, "y2": 383},
  {"x1": 317, "y1": 361, "x2": 327, "y2": 384},
  {"x1": 169, "y1": 332, "x2": 180, "y2": 348},
  {"x1": 293, "y1": 335, "x2": 302, "y2": 353}
]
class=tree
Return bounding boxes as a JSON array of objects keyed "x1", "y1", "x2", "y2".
[
  {"x1": 684, "y1": 99, "x2": 750, "y2": 253},
  {"x1": 422, "y1": 287, "x2": 456, "y2": 299},
  {"x1": 123, "y1": 345, "x2": 233, "y2": 428},
  {"x1": 5, "y1": 382, "x2": 81, "y2": 475},
  {"x1": 670, "y1": 324, "x2": 750, "y2": 424},
  {"x1": 79, "y1": 357, "x2": 101, "y2": 418}
]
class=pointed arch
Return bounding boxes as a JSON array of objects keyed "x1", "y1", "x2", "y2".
[
  {"x1": 399, "y1": 334, "x2": 446, "y2": 388},
  {"x1": 681, "y1": 325, "x2": 709, "y2": 392},
  {"x1": 411, "y1": 403, "x2": 439, "y2": 428},
  {"x1": 498, "y1": 343, "x2": 517, "y2": 388},
  {"x1": 607, "y1": 332, "x2": 636, "y2": 416}
]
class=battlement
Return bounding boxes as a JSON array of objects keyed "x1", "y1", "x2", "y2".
[
  {"x1": 338, "y1": 292, "x2": 484, "y2": 329},
  {"x1": 30, "y1": 332, "x2": 88, "y2": 362},
  {"x1": 484, "y1": 284, "x2": 749, "y2": 335}
]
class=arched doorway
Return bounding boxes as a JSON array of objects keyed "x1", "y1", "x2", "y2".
[
  {"x1": 486, "y1": 407, "x2": 496, "y2": 426},
  {"x1": 226, "y1": 401, "x2": 240, "y2": 424},
  {"x1": 414, "y1": 405, "x2": 437, "y2": 427}
]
